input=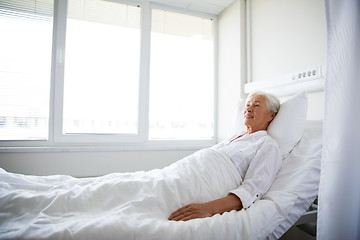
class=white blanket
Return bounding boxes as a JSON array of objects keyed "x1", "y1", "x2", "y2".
[{"x1": 0, "y1": 148, "x2": 288, "y2": 240}]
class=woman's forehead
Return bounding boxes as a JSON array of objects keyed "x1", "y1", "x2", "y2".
[{"x1": 247, "y1": 94, "x2": 267, "y2": 102}]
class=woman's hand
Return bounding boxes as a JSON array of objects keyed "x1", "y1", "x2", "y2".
[
  {"x1": 168, "y1": 194, "x2": 243, "y2": 221},
  {"x1": 168, "y1": 203, "x2": 213, "y2": 221}
]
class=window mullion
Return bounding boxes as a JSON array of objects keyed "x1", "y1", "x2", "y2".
[
  {"x1": 52, "y1": 0, "x2": 68, "y2": 142},
  {"x1": 138, "y1": 1, "x2": 151, "y2": 142}
]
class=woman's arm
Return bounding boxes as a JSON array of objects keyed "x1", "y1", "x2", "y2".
[{"x1": 168, "y1": 194, "x2": 242, "y2": 221}]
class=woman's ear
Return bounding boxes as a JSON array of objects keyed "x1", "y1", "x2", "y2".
[{"x1": 269, "y1": 112, "x2": 277, "y2": 122}]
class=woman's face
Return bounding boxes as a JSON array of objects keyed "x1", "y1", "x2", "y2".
[{"x1": 243, "y1": 94, "x2": 276, "y2": 133}]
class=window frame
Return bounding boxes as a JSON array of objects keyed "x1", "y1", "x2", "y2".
[
  {"x1": 53, "y1": 0, "x2": 146, "y2": 143},
  {"x1": 0, "y1": 0, "x2": 218, "y2": 150}
]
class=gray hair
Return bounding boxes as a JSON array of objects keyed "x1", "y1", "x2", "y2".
[{"x1": 246, "y1": 91, "x2": 280, "y2": 113}]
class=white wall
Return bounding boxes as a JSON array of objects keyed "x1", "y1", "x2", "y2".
[
  {"x1": 250, "y1": 0, "x2": 327, "y2": 120},
  {"x1": 217, "y1": 0, "x2": 243, "y2": 141},
  {"x1": 0, "y1": 149, "x2": 195, "y2": 177}
]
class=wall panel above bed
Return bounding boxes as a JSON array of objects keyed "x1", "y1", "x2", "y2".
[{"x1": 246, "y1": 0, "x2": 327, "y2": 120}]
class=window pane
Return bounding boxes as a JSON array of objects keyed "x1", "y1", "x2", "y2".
[
  {"x1": 0, "y1": 0, "x2": 53, "y2": 140},
  {"x1": 63, "y1": 0, "x2": 140, "y2": 134},
  {"x1": 149, "y1": 10, "x2": 214, "y2": 140}
]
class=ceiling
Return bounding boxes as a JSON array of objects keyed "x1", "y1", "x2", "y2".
[{"x1": 150, "y1": 0, "x2": 237, "y2": 15}]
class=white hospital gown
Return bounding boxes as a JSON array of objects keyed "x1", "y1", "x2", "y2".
[{"x1": 211, "y1": 130, "x2": 282, "y2": 209}]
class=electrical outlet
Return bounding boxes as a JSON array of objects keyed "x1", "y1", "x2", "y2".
[{"x1": 295, "y1": 66, "x2": 321, "y2": 82}]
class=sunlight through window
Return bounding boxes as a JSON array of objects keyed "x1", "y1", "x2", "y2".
[
  {"x1": 0, "y1": 1, "x2": 53, "y2": 140},
  {"x1": 63, "y1": 0, "x2": 141, "y2": 135},
  {"x1": 149, "y1": 10, "x2": 214, "y2": 140}
]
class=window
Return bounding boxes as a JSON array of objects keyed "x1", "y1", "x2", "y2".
[
  {"x1": 149, "y1": 10, "x2": 214, "y2": 140},
  {"x1": 0, "y1": 0, "x2": 216, "y2": 147},
  {"x1": 63, "y1": 0, "x2": 141, "y2": 135},
  {"x1": 0, "y1": 0, "x2": 54, "y2": 140}
]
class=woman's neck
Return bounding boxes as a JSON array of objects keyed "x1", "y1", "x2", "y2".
[{"x1": 246, "y1": 126, "x2": 267, "y2": 134}]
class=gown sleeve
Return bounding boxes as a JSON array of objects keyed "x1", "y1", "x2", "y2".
[{"x1": 229, "y1": 138, "x2": 282, "y2": 209}]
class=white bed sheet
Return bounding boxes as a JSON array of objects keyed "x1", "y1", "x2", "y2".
[
  {"x1": 0, "y1": 121, "x2": 322, "y2": 240},
  {"x1": 266, "y1": 120, "x2": 322, "y2": 239}
]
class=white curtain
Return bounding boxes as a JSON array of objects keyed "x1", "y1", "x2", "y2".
[{"x1": 317, "y1": 0, "x2": 360, "y2": 239}]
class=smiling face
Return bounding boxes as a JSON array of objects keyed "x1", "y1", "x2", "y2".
[{"x1": 243, "y1": 94, "x2": 276, "y2": 134}]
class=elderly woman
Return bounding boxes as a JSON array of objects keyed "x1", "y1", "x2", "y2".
[{"x1": 169, "y1": 92, "x2": 282, "y2": 221}]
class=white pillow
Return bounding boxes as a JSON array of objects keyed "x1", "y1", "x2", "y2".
[
  {"x1": 267, "y1": 91, "x2": 308, "y2": 158},
  {"x1": 229, "y1": 99, "x2": 246, "y2": 137}
]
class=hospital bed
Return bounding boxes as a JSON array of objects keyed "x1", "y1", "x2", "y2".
[{"x1": 0, "y1": 92, "x2": 322, "y2": 240}]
